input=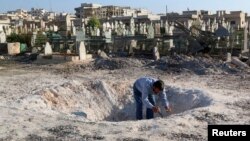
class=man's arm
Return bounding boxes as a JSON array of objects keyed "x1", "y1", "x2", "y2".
[
  {"x1": 159, "y1": 90, "x2": 170, "y2": 111},
  {"x1": 141, "y1": 87, "x2": 154, "y2": 109}
]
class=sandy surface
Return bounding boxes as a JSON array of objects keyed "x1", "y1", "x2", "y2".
[{"x1": 0, "y1": 57, "x2": 249, "y2": 141}]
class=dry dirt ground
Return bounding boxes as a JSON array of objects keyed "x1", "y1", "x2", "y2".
[{"x1": 0, "y1": 56, "x2": 249, "y2": 141}]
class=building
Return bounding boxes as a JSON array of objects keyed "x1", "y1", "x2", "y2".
[
  {"x1": 75, "y1": 3, "x2": 102, "y2": 19},
  {"x1": 7, "y1": 9, "x2": 29, "y2": 19},
  {"x1": 75, "y1": 3, "x2": 137, "y2": 19},
  {"x1": 225, "y1": 11, "x2": 246, "y2": 28},
  {"x1": 43, "y1": 12, "x2": 57, "y2": 21},
  {"x1": 29, "y1": 8, "x2": 47, "y2": 18}
]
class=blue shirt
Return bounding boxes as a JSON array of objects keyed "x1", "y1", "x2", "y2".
[{"x1": 134, "y1": 77, "x2": 169, "y2": 109}]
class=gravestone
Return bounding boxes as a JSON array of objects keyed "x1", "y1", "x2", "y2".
[
  {"x1": 114, "y1": 21, "x2": 118, "y2": 33},
  {"x1": 129, "y1": 40, "x2": 137, "y2": 55},
  {"x1": 111, "y1": 23, "x2": 114, "y2": 30},
  {"x1": 168, "y1": 25, "x2": 174, "y2": 36},
  {"x1": 155, "y1": 23, "x2": 161, "y2": 35},
  {"x1": 53, "y1": 25, "x2": 58, "y2": 32},
  {"x1": 226, "y1": 53, "x2": 231, "y2": 62},
  {"x1": 165, "y1": 21, "x2": 169, "y2": 34},
  {"x1": 96, "y1": 28, "x2": 100, "y2": 36},
  {"x1": 117, "y1": 26, "x2": 123, "y2": 36},
  {"x1": 31, "y1": 32, "x2": 37, "y2": 47},
  {"x1": 103, "y1": 23, "x2": 107, "y2": 32},
  {"x1": 104, "y1": 29, "x2": 112, "y2": 43},
  {"x1": 129, "y1": 17, "x2": 135, "y2": 36},
  {"x1": 76, "y1": 30, "x2": 85, "y2": 42},
  {"x1": 147, "y1": 24, "x2": 155, "y2": 39},
  {"x1": 72, "y1": 26, "x2": 76, "y2": 36},
  {"x1": 44, "y1": 42, "x2": 52, "y2": 56},
  {"x1": 8, "y1": 42, "x2": 20, "y2": 55},
  {"x1": 97, "y1": 49, "x2": 109, "y2": 59},
  {"x1": 0, "y1": 31, "x2": 6, "y2": 43},
  {"x1": 242, "y1": 22, "x2": 249, "y2": 53},
  {"x1": 66, "y1": 49, "x2": 71, "y2": 54},
  {"x1": 236, "y1": 36, "x2": 239, "y2": 45},
  {"x1": 0, "y1": 25, "x2": 3, "y2": 32},
  {"x1": 153, "y1": 44, "x2": 160, "y2": 60},
  {"x1": 79, "y1": 41, "x2": 86, "y2": 61}
]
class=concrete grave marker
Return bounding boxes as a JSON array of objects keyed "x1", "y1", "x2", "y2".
[
  {"x1": 242, "y1": 22, "x2": 249, "y2": 53},
  {"x1": 147, "y1": 24, "x2": 155, "y2": 39},
  {"x1": 153, "y1": 43, "x2": 160, "y2": 60},
  {"x1": 44, "y1": 42, "x2": 52, "y2": 56},
  {"x1": 8, "y1": 42, "x2": 20, "y2": 55},
  {"x1": 0, "y1": 31, "x2": 6, "y2": 43},
  {"x1": 76, "y1": 30, "x2": 85, "y2": 42},
  {"x1": 79, "y1": 41, "x2": 86, "y2": 61}
]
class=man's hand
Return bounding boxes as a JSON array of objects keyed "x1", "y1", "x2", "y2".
[
  {"x1": 165, "y1": 106, "x2": 172, "y2": 112},
  {"x1": 152, "y1": 106, "x2": 160, "y2": 113}
]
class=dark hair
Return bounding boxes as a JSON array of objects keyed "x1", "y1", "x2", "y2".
[{"x1": 153, "y1": 80, "x2": 164, "y2": 91}]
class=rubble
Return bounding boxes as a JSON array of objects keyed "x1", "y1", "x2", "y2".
[
  {"x1": 147, "y1": 55, "x2": 241, "y2": 75},
  {"x1": 231, "y1": 57, "x2": 250, "y2": 69}
]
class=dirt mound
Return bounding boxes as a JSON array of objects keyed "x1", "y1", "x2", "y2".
[
  {"x1": 94, "y1": 58, "x2": 149, "y2": 70},
  {"x1": 165, "y1": 87, "x2": 212, "y2": 114},
  {"x1": 147, "y1": 55, "x2": 240, "y2": 75}
]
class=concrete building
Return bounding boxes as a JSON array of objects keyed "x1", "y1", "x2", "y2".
[
  {"x1": 7, "y1": 9, "x2": 29, "y2": 19},
  {"x1": 75, "y1": 3, "x2": 137, "y2": 19},
  {"x1": 225, "y1": 11, "x2": 246, "y2": 28},
  {"x1": 29, "y1": 8, "x2": 47, "y2": 18},
  {"x1": 43, "y1": 12, "x2": 57, "y2": 21},
  {"x1": 75, "y1": 3, "x2": 102, "y2": 19}
]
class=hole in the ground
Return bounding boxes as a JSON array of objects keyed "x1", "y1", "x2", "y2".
[
  {"x1": 16, "y1": 80, "x2": 213, "y2": 122},
  {"x1": 104, "y1": 86, "x2": 213, "y2": 121}
]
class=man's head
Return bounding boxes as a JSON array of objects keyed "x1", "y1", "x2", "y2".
[{"x1": 152, "y1": 80, "x2": 164, "y2": 94}]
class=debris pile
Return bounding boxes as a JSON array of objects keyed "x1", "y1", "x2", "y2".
[{"x1": 148, "y1": 55, "x2": 242, "y2": 75}]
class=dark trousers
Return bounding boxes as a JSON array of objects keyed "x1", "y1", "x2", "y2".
[{"x1": 133, "y1": 85, "x2": 155, "y2": 120}]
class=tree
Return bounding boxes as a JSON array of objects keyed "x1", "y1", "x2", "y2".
[
  {"x1": 35, "y1": 31, "x2": 48, "y2": 47},
  {"x1": 87, "y1": 17, "x2": 101, "y2": 28},
  {"x1": 7, "y1": 33, "x2": 32, "y2": 48}
]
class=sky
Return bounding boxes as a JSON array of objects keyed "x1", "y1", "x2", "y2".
[{"x1": 0, "y1": 0, "x2": 249, "y2": 14}]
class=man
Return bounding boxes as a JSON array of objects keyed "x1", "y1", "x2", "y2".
[{"x1": 133, "y1": 77, "x2": 171, "y2": 120}]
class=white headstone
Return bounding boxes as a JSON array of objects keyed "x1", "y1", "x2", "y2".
[
  {"x1": 114, "y1": 21, "x2": 118, "y2": 32},
  {"x1": 130, "y1": 18, "x2": 135, "y2": 36},
  {"x1": 66, "y1": 49, "x2": 71, "y2": 54},
  {"x1": 6, "y1": 27, "x2": 11, "y2": 35},
  {"x1": 106, "y1": 22, "x2": 111, "y2": 29},
  {"x1": 243, "y1": 22, "x2": 249, "y2": 53},
  {"x1": 79, "y1": 41, "x2": 86, "y2": 60},
  {"x1": 103, "y1": 23, "x2": 107, "y2": 32},
  {"x1": 0, "y1": 31, "x2": 6, "y2": 43},
  {"x1": 147, "y1": 24, "x2": 155, "y2": 39},
  {"x1": 169, "y1": 39, "x2": 174, "y2": 49},
  {"x1": 168, "y1": 25, "x2": 174, "y2": 36},
  {"x1": 165, "y1": 21, "x2": 169, "y2": 34},
  {"x1": 111, "y1": 23, "x2": 114, "y2": 30},
  {"x1": 153, "y1": 45, "x2": 160, "y2": 60},
  {"x1": 72, "y1": 26, "x2": 76, "y2": 36},
  {"x1": 53, "y1": 25, "x2": 58, "y2": 32},
  {"x1": 96, "y1": 28, "x2": 100, "y2": 36},
  {"x1": 44, "y1": 42, "x2": 52, "y2": 55},
  {"x1": 0, "y1": 25, "x2": 3, "y2": 32},
  {"x1": 236, "y1": 35, "x2": 239, "y2": 45},
  {"x1": 226, "y1": 53, "x2": 231, "y2": 62}
]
